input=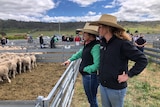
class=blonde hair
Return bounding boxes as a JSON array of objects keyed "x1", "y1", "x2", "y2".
[{"x1": 110, "y1": 27, "x2": 132, "y2": 41}]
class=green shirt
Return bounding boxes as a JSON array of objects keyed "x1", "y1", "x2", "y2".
[{"x1": 69, "y1": 44, "x2": 100, "y2": 74}]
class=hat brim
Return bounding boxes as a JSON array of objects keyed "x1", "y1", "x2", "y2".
[
  {"x1": 82, "y1": 29, "x2": 99, "y2": 36},
  {"x1": 76, "y1": 28, "x2": 83, "y2": 32},
  {"x1": 90, "y1": 21, "x2": 125, "y2": 31}
]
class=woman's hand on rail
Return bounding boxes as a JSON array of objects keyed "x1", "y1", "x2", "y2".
[{"x1": 61, "y1": 60, "x2": 70, "y2": 66}]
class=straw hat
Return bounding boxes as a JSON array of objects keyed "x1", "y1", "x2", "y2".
[
  {"x1": 90, "y1": 14, "x2": 125, "y2": 31},
  {"x1": 82, "y1": 22, "x2": 99, "y2": 36}
]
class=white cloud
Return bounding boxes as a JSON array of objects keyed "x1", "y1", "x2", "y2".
[
  {"x1": 104, "y1": 0, "x2": 118, "y2": 8},
  {"x1": 86, "y1": 11, "x2": 96, "y2": 16},
  {"x1": 104, "y1": 5, "x2": 114, "y2": 8},
  {"x1": 68, "y1": 0, "x2": 101, "y2": 7},
  {"x1": 0, "y1": 0, "x2": 56, "y2": 21},
  {"x1": 0, "y1": 0, "x2": 160, "y2": 22},
  {"x1": 112, "y1": 0, "x2": 160, "y2": 21},
  {"x1": 41, "y1": 14, "x2": 101, "y2": 22}
]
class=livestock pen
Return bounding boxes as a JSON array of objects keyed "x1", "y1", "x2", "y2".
[
  {"x1": 0, "y1": 43, "x2": 81, "y2": 107},
  {"x1": 0, "y1": 39, "x2": 160, "y2": 107}
]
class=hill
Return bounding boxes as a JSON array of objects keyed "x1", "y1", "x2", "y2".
[{"x1": 0, "y1": 19, "x2": 160, "y2": 35}]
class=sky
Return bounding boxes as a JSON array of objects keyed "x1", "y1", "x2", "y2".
[{"x1": 0, "y1": 0, "x2": 160, "y2": 22}]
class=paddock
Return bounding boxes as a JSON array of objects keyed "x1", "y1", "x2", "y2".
[{"x1": 0, "y1": 38, "x2": 160, "y2": 107}]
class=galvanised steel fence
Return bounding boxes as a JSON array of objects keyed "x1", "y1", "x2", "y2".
[
  {"x1": 1, "y1": 41, "x2": 160, "y2": 107},
  {"x1": 35, "y1": 60, "x2": 80, "y2": 107},
  {"x1": 144, "y1": 47, "x2": 160, "y2": 64}
]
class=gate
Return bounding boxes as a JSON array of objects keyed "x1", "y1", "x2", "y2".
[{"x1": 35, "y1": 60, "x2": 80, "y2": 107}]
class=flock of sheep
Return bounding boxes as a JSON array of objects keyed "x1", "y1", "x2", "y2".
[
  {"x1": 0, "y1": 52, "x2": 37, "y2": 83},
  {"x1": 0, "y1": 46, "x2": 26, "y2": 50}
]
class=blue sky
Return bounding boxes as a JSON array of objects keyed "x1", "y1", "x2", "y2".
[
  {"x1": 0, "y1": 0, "x2": 160, "y2": 22},
  {"x1": 47, "y1": 0, "x2": 114, "y2": 16}
]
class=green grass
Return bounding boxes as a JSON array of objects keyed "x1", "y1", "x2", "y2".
[
  {"x1": 125, "y1": 25, "x2": 160, "y2": 34},
  {"x1": 124, "y1": 62, "x2": 160, "y2": 107},
  {"x1": 2, "y1": 23, "x2": 160, "y2": 40},
  {"x1": 5, "y1": 30, "x2": 76, "y2": 39},
  {"x1": 31, "y1": 30, "x2": 76, "y2": 37},
  {"x1": 71, "y1": 62, "x2": 160, "y2": 107}
]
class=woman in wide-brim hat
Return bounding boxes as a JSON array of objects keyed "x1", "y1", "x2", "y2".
[
  {"x1": 90, "y1": 14, "x2": 148, "y2": 107},
  {"x1": 90, "y1": 14, "x2": 131, "y2": 41},
  {"x1": 63, "y1": 22, "x2": 100, "y2": 107}
]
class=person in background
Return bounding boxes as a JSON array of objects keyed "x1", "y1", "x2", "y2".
[
  {"x1": 90, "y1": 14, "x2": 148, "y2": 107},
  {"x1": 135, "y1": 33, "x2": 147, "y2": 52},
  {"x1": 133, "y1": 33, "x2": 139, "y2": 43},
  {"x1": 28, "y1": 35, "x2": 33, "y2": 43},
  {"x1": 39, "y1": 34, "x2": 44, "y2": 48},
  {"x1": 62, "y1": 22, "x2": 100, "y2": 107},
  {"x1": 62, "y1": 34, "x2": 67, "y2": 41},
  {"x1": 50, "y1": 35, "x2": 56, "y2": 48},
  {"x1": 74, "y1": 34, "x2": 81, "y2": 46},
  {"x1": 50, "y1": 35, "x2": 58, "y2": 48},
  {"x1": 1, "y1": 36, "x2": 7, "y2": 47}
]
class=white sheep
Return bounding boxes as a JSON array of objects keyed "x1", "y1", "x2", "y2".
[
  {"x1": 0, "y1": 65, "x2": 11, "y2": 83},
  {"x1": 9, "y1": 55, "x2": 22, "y2": 74},
  {"x1": 30, "y1": 54, "x2": 37, "y2": 69},
  {"x1": 20, "y1": 55, "x2": 32, "y2": 72},
  {"x1": 15, "y1": 55, "x2": 22, "y2": 74},
  {"x1": 1, "y1": 60, "x2": 17, "y2": 79}
]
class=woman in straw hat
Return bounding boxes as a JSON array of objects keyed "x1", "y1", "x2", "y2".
[
  {"x1": 62, "y1": 23, "x2": 100, "y2": 107},
  {"x1": 90, "y1": 14, "x2": 148, "y2": 107}
]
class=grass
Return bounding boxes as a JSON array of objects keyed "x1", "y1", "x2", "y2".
[
  {"x1": 4, "y1": 23, "x2": 160, "y2": 40},
  {"x1": 71, "y1": 62, "x2": 160, "y2": 107},
  {"x1": 125, "y1": 25, "x2": 160, "y2": 34},
  {"x1": 6, "y1": 30, "x2": 76, "y2": 40}
]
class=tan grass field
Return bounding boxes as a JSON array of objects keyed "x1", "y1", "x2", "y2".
[
  {"x1": 0, "y1": 62, "x2": 159, "y2": 107},
  {"x1": 71, "y1": 62, "x2": 160, "y2": 107}
]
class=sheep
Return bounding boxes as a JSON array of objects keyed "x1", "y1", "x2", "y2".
[
  {"x1": 20, "y1": 55, "x2": 32, "y2": 72},
  {"x1": 9, "y1": 59, "x2": 18, "y2": 78},
  {"x1": 0, "y1": 65, "x2": 11, "y2": 83},
  {"x1": 9, "y1": 55, "x2": 22, "y2": 74},
  {"x1": 15, "y1": 55, "x2": 22, "y2": 74},
  {"x1": 30, "y1": 54, "x2": 37, "y2": 69},
  {"x1": 1, "y1": 60, "x2": 17, "y2": 79}
]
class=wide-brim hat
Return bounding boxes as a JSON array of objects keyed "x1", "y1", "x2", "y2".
[
  {"x1": 82, "y1": 22, "x2": 99, "y2": 36},
  {"x1": 75, "y1": 28, "x2": 83, "y2": 34},
  {"x1": 90, "y1": 14, "x2": 125, "y2": 31}
]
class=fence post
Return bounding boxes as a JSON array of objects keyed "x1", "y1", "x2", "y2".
[{"x1": 35, "y1": 96, "x2": 44, "y2": 107}]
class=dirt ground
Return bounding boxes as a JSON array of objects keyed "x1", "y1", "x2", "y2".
[
  {"x1": 1, "y1": 61, "x2": 159, "y2": 107},
  {"x1": 0, "y1": 62, "x2": 67, "y2": 100}
]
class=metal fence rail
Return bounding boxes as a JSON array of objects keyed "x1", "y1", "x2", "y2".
[
  {"x1": 35, "y1": 60, "x2": 81, "y2": 107},
  {"x1": 0, "y1": 47, "x2": 80, "y2": 63},
  {"x1": 0, "y1": 45, "x2": 81, "y2": 107},
  {"x1": 1, "y1": 44, "x2": 160, "y2": 107},
  {"x1": 0, "y1": 100, "x2": 35, "y2": 107},
  {"x1": 144, "y1": 47, "x2": 160, "y2": 64},
  {"x1": 4, "y1": 40, "x2": 79, "y2": 49},
  {"x1": 0, "y1": 59, "x2": 80, "y2": 107},
  {"x1": 153, "y1": 41, "x2": 160, "y2": 49}
]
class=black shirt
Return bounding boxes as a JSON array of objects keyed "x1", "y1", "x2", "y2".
[{"x1": 99, "y1": 36, "x2": 148, "y2": 89}]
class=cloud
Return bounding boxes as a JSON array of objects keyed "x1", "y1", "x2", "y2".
[
  {"x1": 0, "y1": 0, "x2": 56, "y2": 21},
  {"x1": 86, "y1": 11, "x2": 96, "y2": 16},
  {"x1": 104, "y1": 0, "x2": 118, "y2": 8},
  {"x1": 41, "y1": 14, "x2": 101, "y2": 22},
  {"x1": 0, "y1": 0, "x2": 103, "y2": 22},
  {"x1": 0, "y1": 0, "x2": 160, "y2": 22},
  {"x1": 112, "y1": 0, "x2": 160, "y2": 21},
  {"x1": 68, "y1": 0, "x2": 101, "y2": 7},
  {"x1": 104, "y1": 5, "x2": 114, "y2": 8}
]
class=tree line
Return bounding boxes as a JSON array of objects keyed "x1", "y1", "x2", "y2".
[
  {"x1": 0, "y1": 19, "x2": 160, "y2": 33},
  {"x1": 0, "y1": 19, "x2": 86, "y2": 33}
]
